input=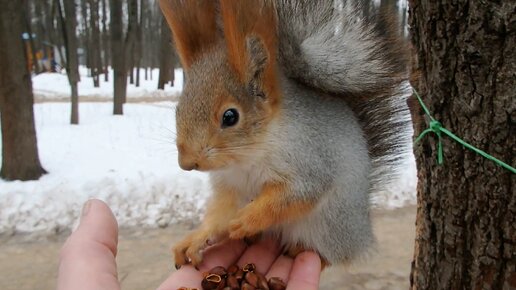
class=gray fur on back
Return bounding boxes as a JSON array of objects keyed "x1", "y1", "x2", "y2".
[
  {"x1": 276, "y1": 0, "x2": 407, "y2": 94},
  {"x1": 275, "y1": 0, "x2": 412, "y2": 195},
  {"x1": 270, "y1": 0, "x2": 411, "y2": 262}
]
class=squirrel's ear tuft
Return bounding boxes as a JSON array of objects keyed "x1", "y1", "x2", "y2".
[
  {"x1": 159, "y1": 0, "x2": 218, "y2": 70},
  {"x1": 220, "y1": 0, "x2": 279, "y2": 103},
  {"x1": 246, "y1": 36, "x2": 268, "y2": 83}
]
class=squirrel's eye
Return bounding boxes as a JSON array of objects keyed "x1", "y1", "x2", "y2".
[{"x1": 222, "y1": 108, "x2": 239, "y2": 128}]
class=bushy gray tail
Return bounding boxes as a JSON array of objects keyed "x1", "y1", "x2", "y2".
[{"x1": 276, "y1": 0, "x2": 412, "y2": 191}]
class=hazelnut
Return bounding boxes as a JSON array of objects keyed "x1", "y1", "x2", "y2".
[
  {"x1": 244, "y1": 272, "x2": 258, "y2": 287},
  {"x1": 201, "y1": 273, "x2": 224, "y2": 290},
  {"x1": 242, "y1": 263, "x2": 256, "y2": 273},
  {"x1": 209, "y1": 266, "x2": 228, "y2": 278},
  {"x1": 268, "y1": 277, "x2": 287, "y2": 290}
]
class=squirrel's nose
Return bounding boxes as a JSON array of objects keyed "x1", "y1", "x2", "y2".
[
  {"x1": 177, "y1": 143, "x2": 200, "y2": 171},
  {"x1": 179, "y1": 160, "x2": 198, "y2": 171}
]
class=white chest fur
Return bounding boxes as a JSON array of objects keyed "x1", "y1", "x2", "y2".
[{"x1": 210, "y1": 161, "x2": 279, "y2": 208}]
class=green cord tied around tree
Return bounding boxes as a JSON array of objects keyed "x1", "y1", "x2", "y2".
[{"x1": 413, "y1": 89, "x2": 516, "y2": 174}]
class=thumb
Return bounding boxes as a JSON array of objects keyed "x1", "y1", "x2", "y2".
[{"x1": 57, "y1": 199, "x2": 120, "y2": 290}]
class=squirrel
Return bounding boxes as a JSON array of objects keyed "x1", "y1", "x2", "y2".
[{"x1": 159, "y1": 0, "x2": 411, "y2": 268}]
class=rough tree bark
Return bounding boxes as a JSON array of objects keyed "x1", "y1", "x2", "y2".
[
  {"x1": 409, "y1": 1, "x2": 515, "y2": 289},
  {"x1": 110, "y1": 0, "x2": 126, "y2": 115},
  {"x1": 0, "y1": 0, "x2": 46, "y2": 180}
]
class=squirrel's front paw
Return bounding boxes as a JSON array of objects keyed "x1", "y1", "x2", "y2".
[
  {"x1": 173, "y1": 230, "x2": 223, "y2": 268},
  {"x1": 229, "y1": 212, "x2": 264, "y2": 240}
]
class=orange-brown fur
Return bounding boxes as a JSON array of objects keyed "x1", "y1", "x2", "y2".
[
  {"x1": 220, "y1": 0, "x2": 281, "y2": 111},
  {"x1": 173, "y1": 181, "x2": 240, "y2": 267},
  {"x1": 173, "y1": 181, "x2": 315, "y2": 267},
  {"x1": 159, "y1": 0, "x2": 219, "y2": 69},
  {"x1": 229, "y1": 183, "x2": 315, "y2": 239}
]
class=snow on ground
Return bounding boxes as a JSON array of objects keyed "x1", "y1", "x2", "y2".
[
  {"x1": 0, "y1": 102, "x2": 210, "y2": 234},
  {"x1": 0, "y1": 69, "x2": 416, "y2": 234},
  {"x1": 32, "y1": 67, "x2": 183, "y2": 101},
  {"x1": 0, "y1": 101, "x2": 417, "y2": 234}
]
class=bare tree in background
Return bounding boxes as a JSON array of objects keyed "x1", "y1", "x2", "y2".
[
  {"x1": 126, "y1": 0, "x2": 138, "y2": 85},
  {"x1": 101, "y1": 0, "x2": 110, "y2": 82},
  {"x1": 110, "y1": 0, "x2": 126, "y2": 115},
  {"x1": 0, "y1": 0, "x2": 46, "y2": 180},
  {"x1": 135, "y1": 0, "x2": 144, "y2": 87},
  {"x1": 57, "y1": 0, "x2": 80, "y2": 124},
  {"x1": 158, "y1": 17, "x2": 173, "y2": 90},
  {"x1": 409, "y1": 1, "x2": 515, "y2": 289},
  {"x1": 89, "y1": 0, "x2": 102, "y2": 87},
  {"x1": 23, "y1": 0, "x2": 42, "y2": 74}
]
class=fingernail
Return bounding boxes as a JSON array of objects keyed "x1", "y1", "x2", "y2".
[{"x1": 81, "y1": 200, "x2": 93, "y2": 219}]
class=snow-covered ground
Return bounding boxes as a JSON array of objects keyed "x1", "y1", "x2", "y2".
[
  {"x1": 0, "y1": 70, "x2": 417, "y2": 235},
  {"x1": 33, "y1": 67, "x2": 183, "y2": 101},
  {"x1": 0, "y1": 102, "x2": 210, "y2": 234}
]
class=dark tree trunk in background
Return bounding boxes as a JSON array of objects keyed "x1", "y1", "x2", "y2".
[
  {"x1": 0, "y1": 0, "x2": 46, "y2": 180},
  {"x1": 88, "y1": 0, "x2": 102, "y2": 87},
  {"x1": 135, "y1": 0, "x2": 144, "y2": 87},
  {"x1": 126, "y1": 0, "x2": 137, "y2": 85},
  {"x1": 110, "y1": 0, "x2": 125, "y2": 115},
  {"x1": 409, "y1": 1, "x2": 515, "y2": 289},
  {"x1": 58, "y1": 0, "x2": 80, "y2": 124},
  {"x1": 101, "y1": 0, "x2": 109, "y2": 82},
  {"x1": 158, "y1": 17, "x2": 172, "y2": 90},
  {"x1": 52, "y1": 0, "x2": 67, "y2": 70},
  {"x1": 23, "y1": 0, "x2": 41, "y2": 74},
  {"x1": 80, "y1": 0, "x2": 91, "y2": 76}
]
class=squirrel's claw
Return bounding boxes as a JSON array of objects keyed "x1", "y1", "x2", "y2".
[{"x1": 172, "y1": 230, "x2": 213, "y2": 268}]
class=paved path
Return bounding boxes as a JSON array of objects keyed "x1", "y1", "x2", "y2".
[{"x1": 0, "y1": 206, "x2": 416, "y2": 290}]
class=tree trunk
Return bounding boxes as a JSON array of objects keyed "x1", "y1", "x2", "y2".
[
  {"x1": 158, "y1": 17, "x2": 171, "y2": 90},
  {"x1": 409, "y1": 1, "x2": 515, "y2": 289},
  {"x1": 0, "y1": 0, "x2": 46, "y2": 180},
  {"x1": 23, "y1": 0, "x2": 41, "y2": 74},
  {"x1": 110, "y1": 0, "x2": 125, "y2": 115},
  {"x1": 80, "y1": 0, "x2": 91, "y2": 76},
  {"x1": 58, "y1": 0, "x2": 80, "y2": 124},
  {"x1": 135, "y1": 0, "x2": 144, "y2": 87},
  {"x1": 88, "y1": 0, "x2": 101, "y2": 88},
  {"x1": 101, "y1": 0, "x2": 109, "y2": 82},
  {"x1": 126, "y1": 0, "x2": 137, "y2": 85},
  {"x1": 51, "y1": 0, "x2": 67, "y2": 70}
]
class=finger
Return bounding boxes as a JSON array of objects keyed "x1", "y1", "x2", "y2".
[
  {"x1": 156, "y1": 265, "x2": 203, "y2": 290},
  {"x1": 57, "y1": 199, "x2": 120, "y2": 290},
  {"x1": 237, "y1": 237, "x2": 281, "y2": 274},
  {"x1": 198, "y1": 239, "x2": 247, "y2": 272},
  {"x1": 286, "y1": 251, "x2": 321, "y2": 290},
  {"x1": 265, "y1": 255, "x2": 294, "y2": 283}
]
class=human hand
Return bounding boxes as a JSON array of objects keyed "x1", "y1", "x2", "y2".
[{"x1": 57, "y1": 199, "x2": 321, "y2": 290}]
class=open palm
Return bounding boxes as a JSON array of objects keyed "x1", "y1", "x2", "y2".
[{"x1": 57, "y1": 200, "x2": 321, "y2": 290}]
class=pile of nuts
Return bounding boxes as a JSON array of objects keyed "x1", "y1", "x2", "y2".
[{"x1": 178, "y1": 263, "x2": 287, "y2": 290}]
